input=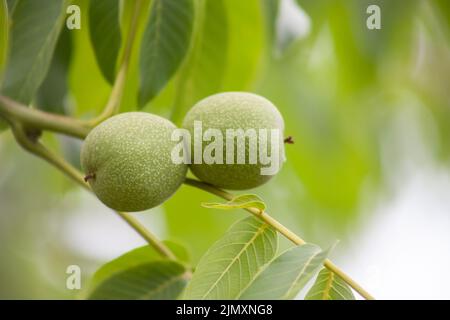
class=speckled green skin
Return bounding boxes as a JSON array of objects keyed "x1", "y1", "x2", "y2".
[
  {"x1": 182, "y1": 92, "x2": 285, "y2": 190},
  {"x1": 81, "y1": 112, "x2": 187, "y2": 212}
]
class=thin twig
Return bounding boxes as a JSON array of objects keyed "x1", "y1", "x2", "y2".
[
  {"x1": 184, "y1": 178, "x2": 375, "y2": 300},
  {"x1": 0, "y1": 95, "x2": 90, "y2": 139}
]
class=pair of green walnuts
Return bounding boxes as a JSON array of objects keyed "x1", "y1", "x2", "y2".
[{"x1": 81, "y1": 92, "x2": 286, "y2": 212}]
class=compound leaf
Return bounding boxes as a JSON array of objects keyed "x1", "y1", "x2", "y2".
[{"x1": 88, "y1": 0, "x2": 121, "y2": 84}]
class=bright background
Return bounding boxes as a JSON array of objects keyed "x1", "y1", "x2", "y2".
[{"x1": 0, "y1": 0, "x2": 449, "y2": 299}]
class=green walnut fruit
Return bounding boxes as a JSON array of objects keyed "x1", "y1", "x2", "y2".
[
  {"x1": 81, "y1": 112, "x2": 187, "y2": 212},
  {"x1": 182, "y1": 92, "x2": 286, "y2": 190}
]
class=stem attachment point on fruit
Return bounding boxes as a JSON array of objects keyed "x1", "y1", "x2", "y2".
[{"x1": 284, "y1": 136, "x2": 294, "y2": 144}]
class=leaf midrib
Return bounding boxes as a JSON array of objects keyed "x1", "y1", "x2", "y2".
[
  {"x1": 200, "y1": 223, "x2": 269, "y2": 299},
  {"x1": 146, "y1": 0, "x2": 163, "y2": 78},
  {"x1": 140, "y1": 270, "x2": 188, "y2": 300},
  {"x1": 322, "y1": 270, "x2": 334, "y2": 300},
  {"x1": 17, "y1": 1, "x2": 65, "y2": 102}
]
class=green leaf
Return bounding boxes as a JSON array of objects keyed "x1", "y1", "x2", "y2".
[
  {"x1": 88, "y1": 260, "x2": 189, "y2": 300},
  {"x1": 85, "y1": 241, "x2": 190, "y2": 300},
  {"x1": 88, "y1": 0, "x2": 121, "y2": 84},
  {"x1": 36, "y1": 28, "x2": 72, "y2": 114},
  {"x1": 305, "y1": 268, "x2": 355, "y2": 300},
  {"x1": 139, "y1": 0, "x2": 194, "y2": 107},
  {"x1": 202, "y1": 194, "x2": 266, "y2": 212},
  {"x1": 0, "y1": 0, "x2": 8, "y2": 82},
  {"x1": 220, "y1": 0, "x2": 265, "y2": 91},
  {"x1": 1, "y1": 0, "x2": 67, "y2": 104},
  {"x1": 0, "y1": 0, "x2": 7, "y2": 130},
  {"x1": 170, "y1": 0, "x2": 228, "y2": 125},
  {"x1": 183, "y1": 216, "x2": 278, "y2": 300},
  {"x1": 87, "y1": 241, "x2": 190, "y2": 293},
  {"x1": 69, "y1": 0, "x2": 110, "y2": 118},
  {"x1": 239, "y1": 244, "x2": 328, "y2": 300}
]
